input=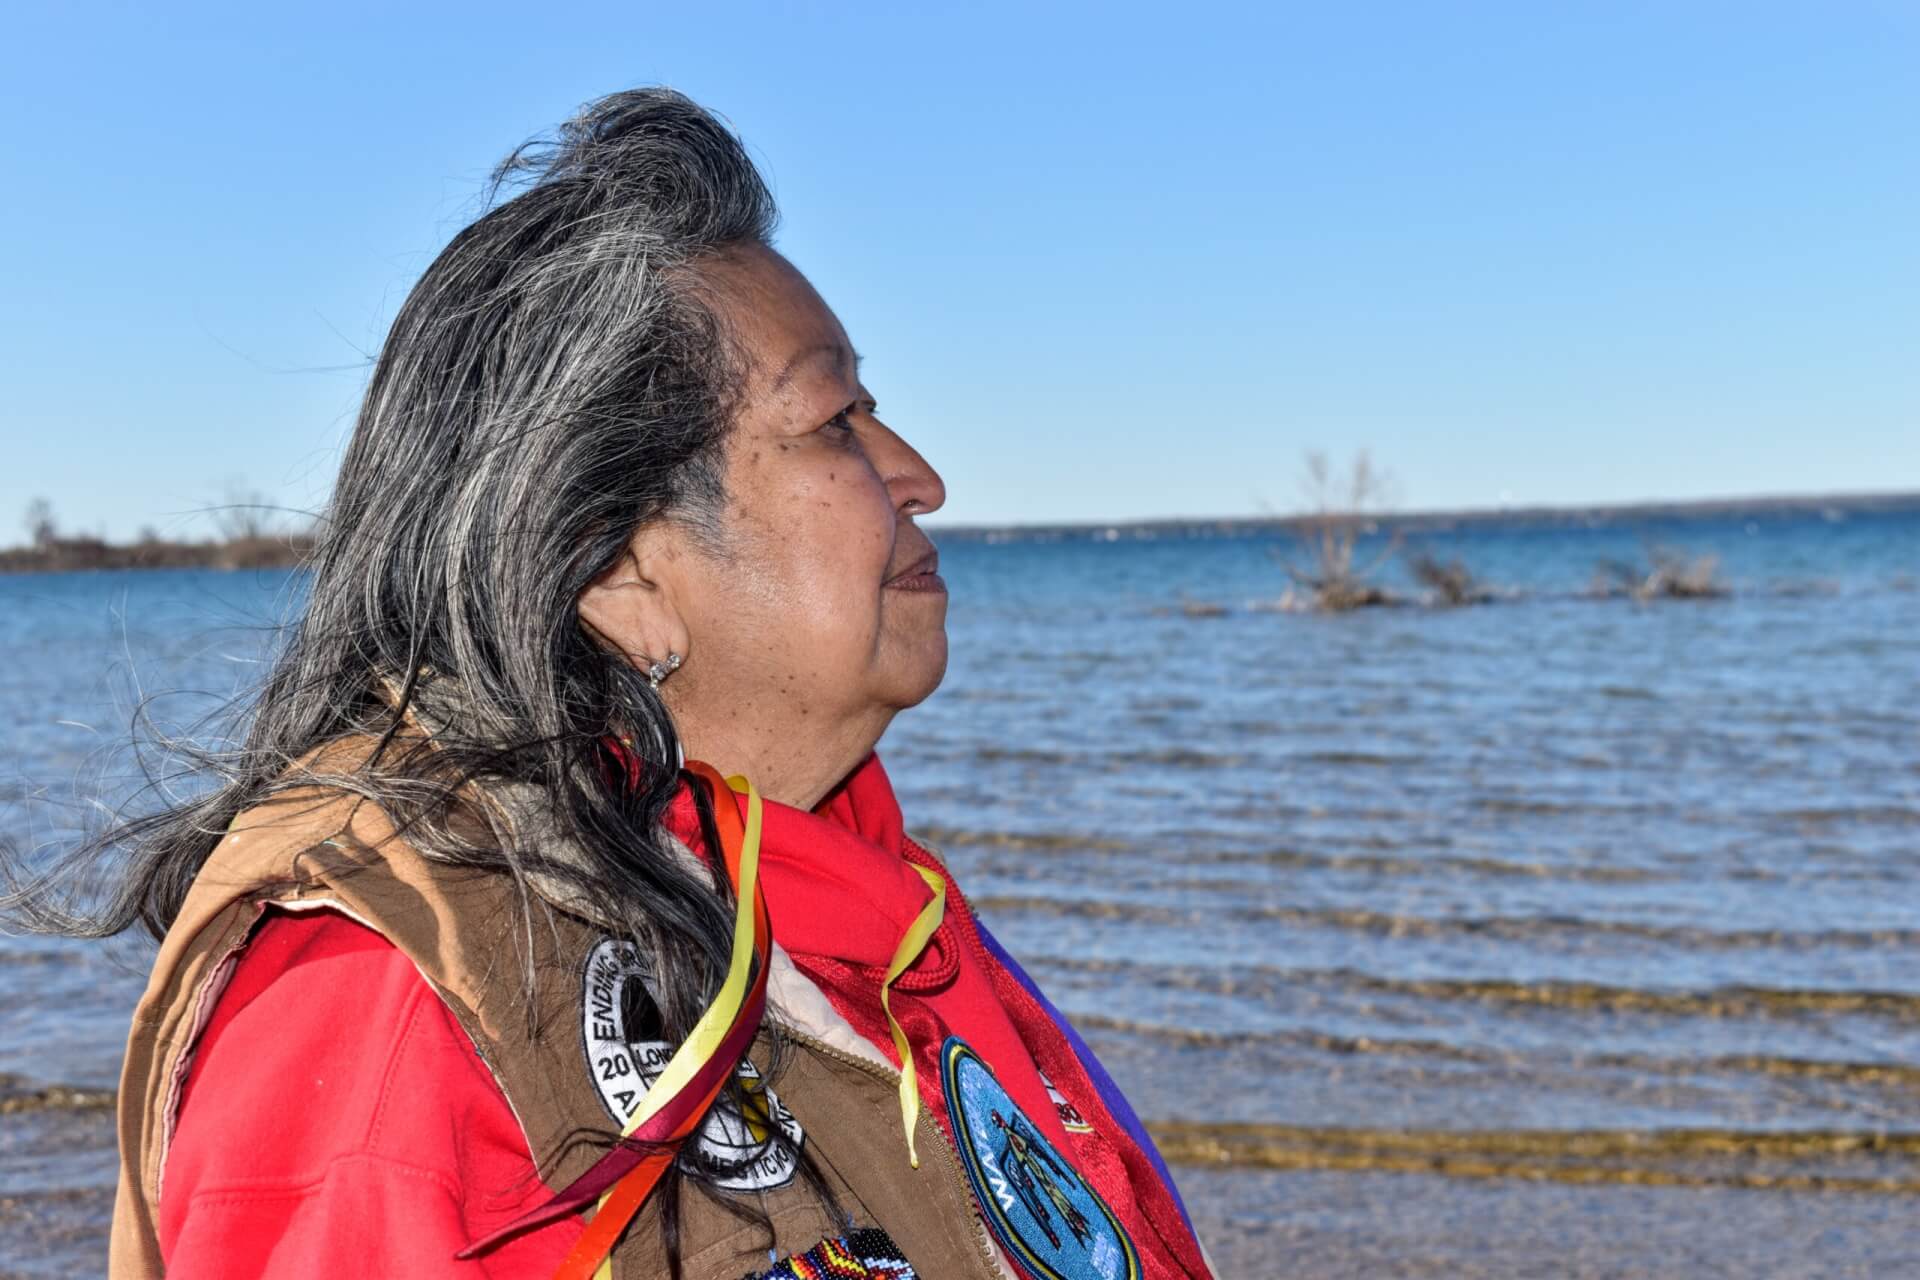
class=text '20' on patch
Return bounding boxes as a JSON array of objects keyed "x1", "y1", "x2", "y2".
[{"x1": 581, "y1": 937, "x2": 804, "y2": 1190}]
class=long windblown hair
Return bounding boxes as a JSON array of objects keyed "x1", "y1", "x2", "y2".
[{"x1": 8, "y1": 87, "x2": 809, "y2": 1262}]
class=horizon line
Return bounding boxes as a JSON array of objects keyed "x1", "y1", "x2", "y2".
[{"x1": 926, "y1": 485, "x2": 1920, "y2": 535}]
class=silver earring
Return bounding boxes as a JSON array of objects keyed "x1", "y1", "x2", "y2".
[{"x1": 646, "y1": 651, "x2": 682, "y2": 689}]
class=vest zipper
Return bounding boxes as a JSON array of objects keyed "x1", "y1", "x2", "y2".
[{"x1": 780, "y1": 1025, "x2": 1003, "y2": 1280}]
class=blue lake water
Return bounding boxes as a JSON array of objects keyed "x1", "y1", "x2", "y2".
[{"x1": 3, "y1": 500, "x2": 1917, "y2": 1276}]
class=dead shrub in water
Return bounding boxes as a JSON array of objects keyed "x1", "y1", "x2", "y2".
[
  {"x1": 1274, "y1": 449, "x2": 1401, "y2": 612},
  {"x1": 1591, "y1": 544, "x2": 1729, "y2": 602},
  {"x1": 1408, "y1": 551, "x2": 1495, "y2": 606}
]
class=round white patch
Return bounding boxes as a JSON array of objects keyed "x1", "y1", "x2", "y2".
[{"x1": 581, "y1": 938, "x2": 802, "y2": 1191}]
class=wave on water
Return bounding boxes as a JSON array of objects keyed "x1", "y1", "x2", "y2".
[
  {"x1": 1292, "y1": 750, "x2": 1422, "y2": 767},
  {"x1": 1031, "y1": 955, "x2": 1920, "y2": 1021},
  {"x1": 1146, "y1": 1121, "x2": 1920, "y2": 1193},
  {"x1": 1165, "y1": 846, "x2": 1667, "y2": 883},
  {"x1": 1073, "y1": 1012, "x2": 1920, "y2": 1087},
  {"x1": 920, "y1": 826, "x2": 1695, "y2": 887},
  {"x1": 910, "y1": 824, "x2": 1134, "y2": 853},
  {"x1": 1771, "y1": 806, "x2": 1920, "y2": 827},
  {"x1": 968, "y1": 744, "x2": 1257, "y2": 770},
  {"x1": 1339, "y1": 973, "x2": 1920, "y2": 1019},
  {"x1": 971, "y1": 895, "x2": 1920, "y2": 951},
  {"x1": 0, "y1": 1075, "x2": 114, "y2": 1115}
]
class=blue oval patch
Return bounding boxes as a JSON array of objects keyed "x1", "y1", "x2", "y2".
[{"x1": 940, "y1": 1037, "x2": 1141, "y2": 1280}]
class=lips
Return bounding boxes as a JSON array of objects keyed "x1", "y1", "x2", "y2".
[{"x1": 887, "y1": 549, "x2": 939, "y2": 583}]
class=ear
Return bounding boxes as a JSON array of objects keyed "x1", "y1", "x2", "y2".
[{"x1": 578, "y1": 522, "x2": 690, "y2": 671}]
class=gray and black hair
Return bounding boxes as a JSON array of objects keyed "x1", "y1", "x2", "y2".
[{"x1": 8, "y1": 87, "x2": 816, "y2": 1268}]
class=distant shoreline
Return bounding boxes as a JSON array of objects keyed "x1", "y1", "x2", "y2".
[
  {"x1": 931, "y1": 488, "x2": 1920, "y2": 542},
  {"x1": 2, "y1": 489, "x2": 1914, "y2": 574},
  {"x1": 0, "y1": 534, "x2": 313, "y2": 576}
]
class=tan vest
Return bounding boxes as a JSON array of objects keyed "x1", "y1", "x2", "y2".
[{"x1": 110, "y1": 768, "x2": 1018, "y2": 1278}]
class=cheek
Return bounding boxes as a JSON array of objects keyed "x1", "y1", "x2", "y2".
[
  {"x1": 797, "y1": 454, "x2": 895, "y2": 572},
  {"x1": 729, "y1": 452, "x2": 895, "y2": 630}
]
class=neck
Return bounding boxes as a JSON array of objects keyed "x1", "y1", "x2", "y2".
[{"x1": 669, "y1": 701, "x2": 893, "y2": 811}]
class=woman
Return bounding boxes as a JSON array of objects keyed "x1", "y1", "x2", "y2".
[{"x1": 86, "y1": 88, "x2": 1212, "y2": 1278}]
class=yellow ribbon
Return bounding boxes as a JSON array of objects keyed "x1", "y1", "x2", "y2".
[
  {"x1": 590, "y1": 777, "x2": 938, "y2": 1280},
  {"x1": 591, "y1": 774, "x2": 764, "y2": 1280},
  {"x1": 881, "y1": 862, "x2": 947, "y2": 1167},
  {"x1": 617, "y1": 773, "x2": 763, "y2": 1140}
]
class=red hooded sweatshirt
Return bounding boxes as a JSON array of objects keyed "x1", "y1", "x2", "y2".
[{"x1": 162, "y1": 756, "x2": 1208, "y2": 1277}]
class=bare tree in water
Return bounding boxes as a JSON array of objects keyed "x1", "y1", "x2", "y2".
[
  {"x1": 208, "y1": 484, "x2": 275, "y2": 542},
  {"x1": 191, "y1": 483, "x2": 318, "y2": 569},
  {"x1": 1277, "y1": 449, "x2": 1401, "y2": 611},
  {"x1": 23, "y1": 498, "x2": 57, "y2": 549}
]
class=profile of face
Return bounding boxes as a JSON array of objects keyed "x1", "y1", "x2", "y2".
[{"x1": 580, "y1": 243, "x2": 949, "y2": 803}]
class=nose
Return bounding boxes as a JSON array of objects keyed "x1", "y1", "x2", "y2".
[{"x1": 876, "y1": 421, "x2": 946, "y2": 518}]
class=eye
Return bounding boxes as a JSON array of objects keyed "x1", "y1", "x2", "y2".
[{"x1": 823, "y1": 397, "x2": 873, "y2": 439}]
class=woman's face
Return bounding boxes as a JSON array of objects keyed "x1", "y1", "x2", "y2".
[{"x1": 583, "y1": 242, "x2": 948, "y2": 798}]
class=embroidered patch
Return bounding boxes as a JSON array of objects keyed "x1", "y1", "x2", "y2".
[
  {"x1": 582, "y1": 938, "x2": 803, "y2": 1190},
  {"x1": 940, "y1": 1038, "x2": 1140, "y2": 1280},
  {"x1": 1039, "y1": 1069, "x2": 1095, "y2": 1134},
  {"x1": 743, "y1": 1227, "x2": 918, "y2": 1279}
]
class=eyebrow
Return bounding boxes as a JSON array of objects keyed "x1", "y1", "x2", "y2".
[{"x1": 769, "y1": 342, "x2": 863, "y2": 396}]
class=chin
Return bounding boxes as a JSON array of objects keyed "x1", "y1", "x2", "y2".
[{"x1": 882, "y1": 633, "x2": 949, "y2": 710}]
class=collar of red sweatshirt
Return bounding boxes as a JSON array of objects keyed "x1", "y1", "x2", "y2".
[
  {"x1": 661, "y1": 751, "x2": 1211, "y2": 1280},
  {"x1": 664, "y1": 752, "x2": 1062, "y2": 1136}
]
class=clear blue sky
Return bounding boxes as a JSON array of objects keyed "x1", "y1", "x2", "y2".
[{"x1": 4, "y1": 1, "x2": 1916, "y2": 541}]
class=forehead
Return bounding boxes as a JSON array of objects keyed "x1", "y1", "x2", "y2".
[{"x1": 701, "y1": 244, "x2": 857, "y2": 398}]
